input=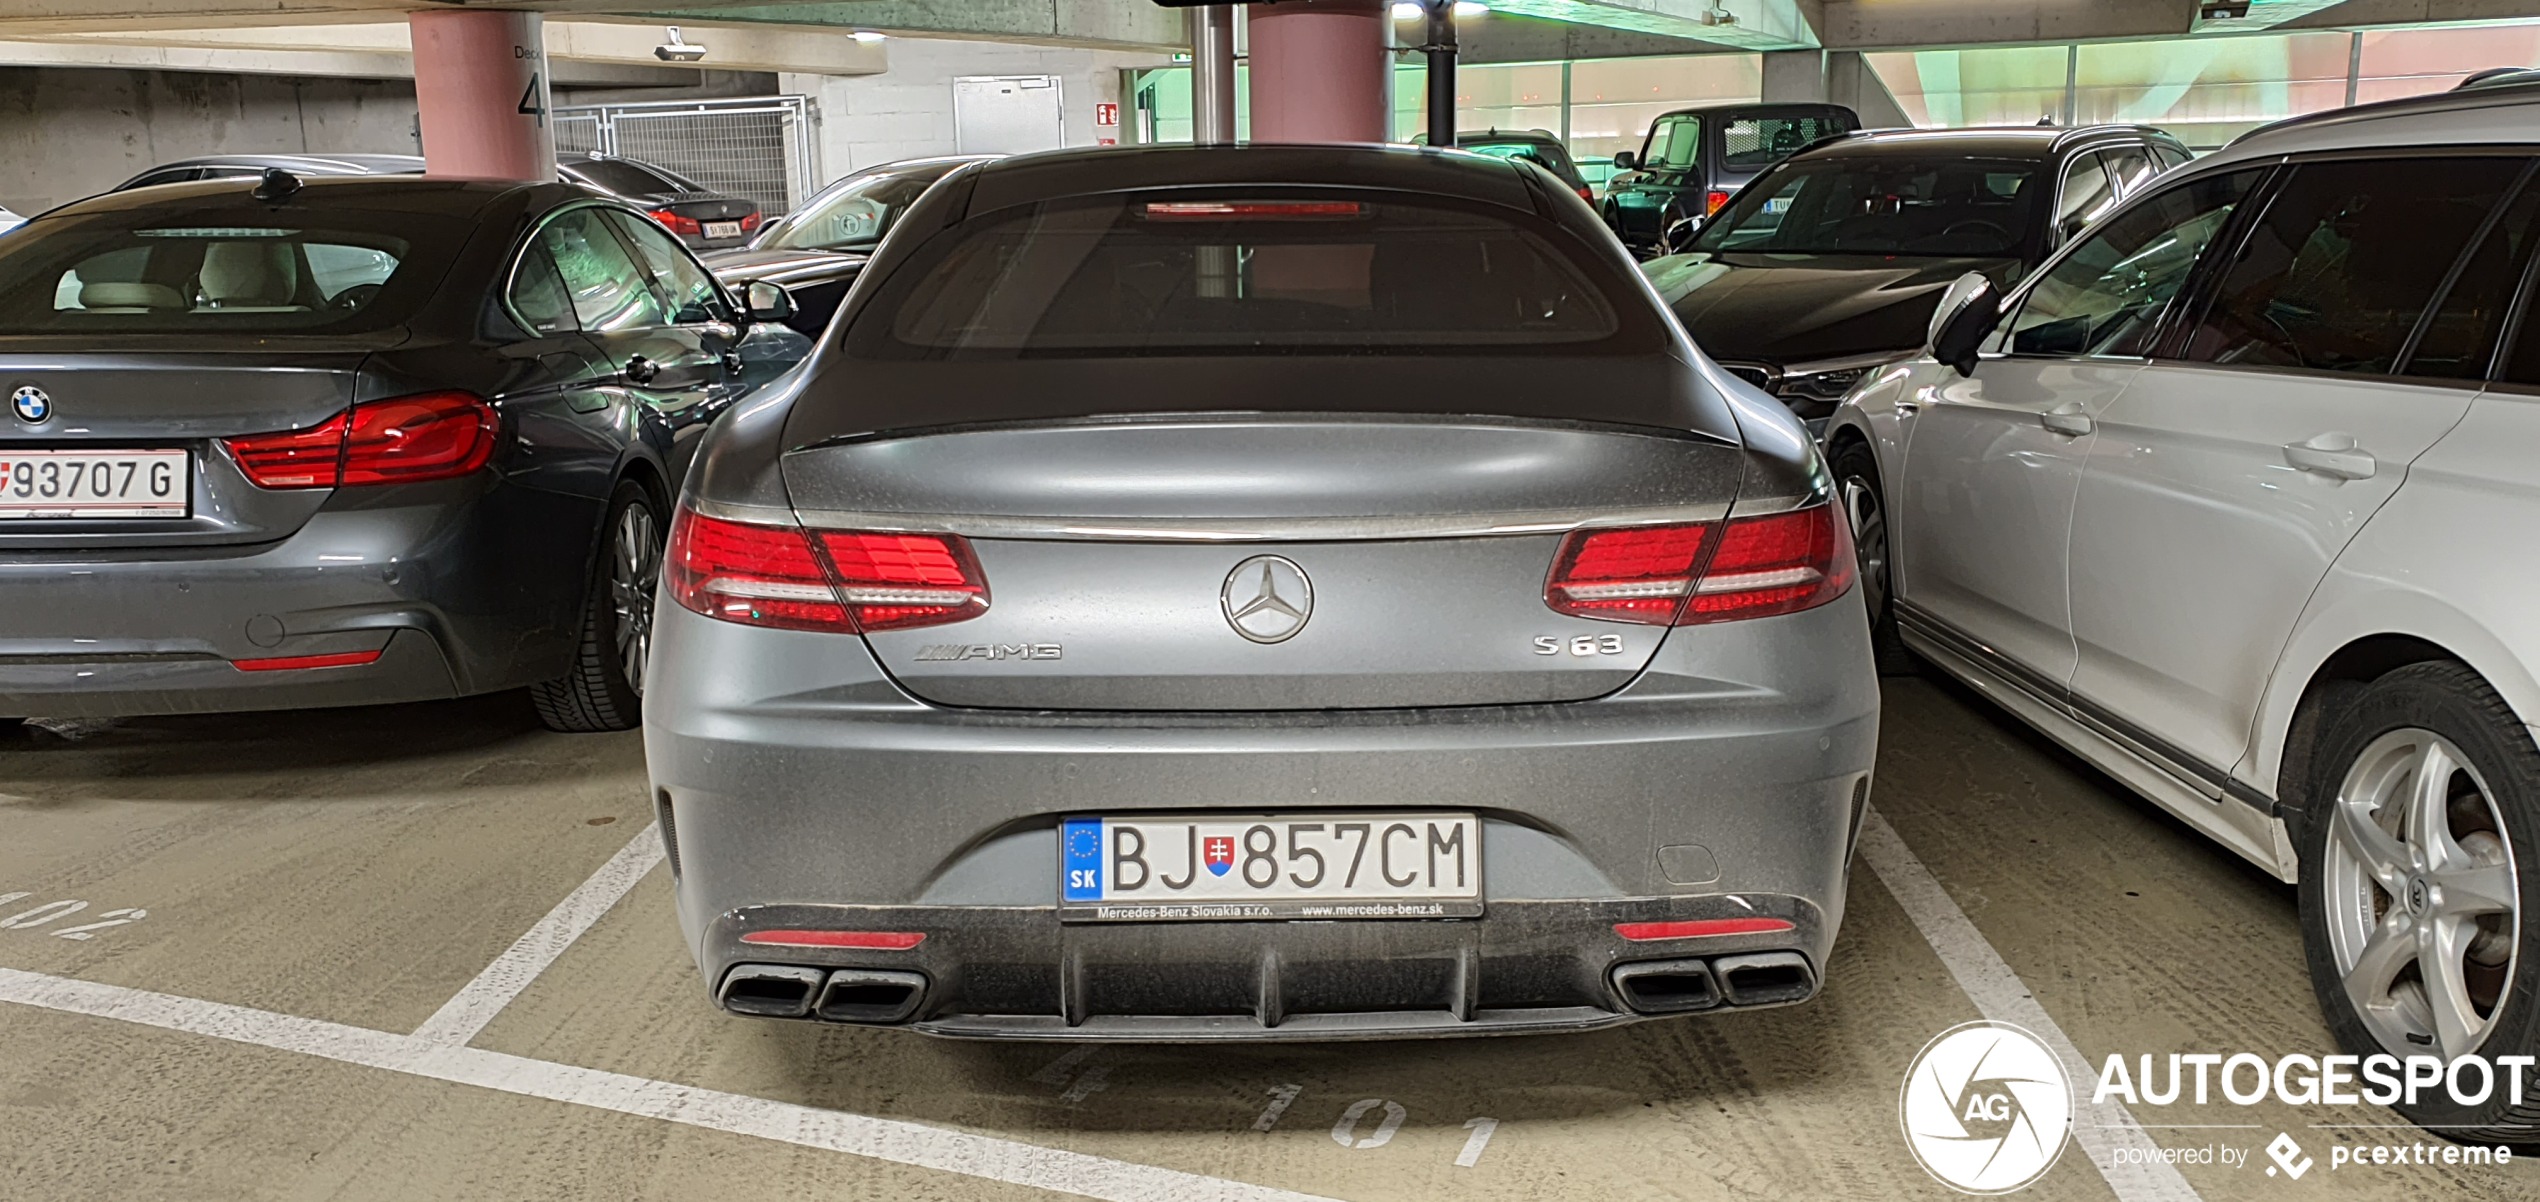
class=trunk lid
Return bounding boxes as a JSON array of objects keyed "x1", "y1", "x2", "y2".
[
  {"x1": 0, "y1": 346, "x2": 368, "y2": 550},
  {"x1": 781, "y1": 418, "x2": 1745, "y2": 711}
]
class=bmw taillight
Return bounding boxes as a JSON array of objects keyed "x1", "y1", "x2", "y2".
[
  {"x1": 739, "y1": 211, "x2": 764, "y2": 232},
  {"x1": 665, "y1": 508, "x2": 989, "y2": 633},
  {"x1": 650, "y1": 209, "x2": 705, "y2": 236},
  {"x1": 224, "y1": 392, "x2": 496, "y2": 490},
  {"x1": 1544, "y1": 503, "x2": 1852, "y2": 626}
]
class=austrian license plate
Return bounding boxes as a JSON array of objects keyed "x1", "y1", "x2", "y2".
[
  {"x1": 703, "y1": 220, "x2": 742, "y2": 239},
  {"x1": 0, "y1": 449, "x2": 188, "y2": 519},
  {"x1": 1060, "y1": 813, "x2": 1482, "y2": 922}
]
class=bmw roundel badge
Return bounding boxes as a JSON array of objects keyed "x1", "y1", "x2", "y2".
[{"x1": 10, "y1": 386, "x2": 49, "y2": 424}]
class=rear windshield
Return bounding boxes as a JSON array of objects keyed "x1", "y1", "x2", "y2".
[
  {"x1": 848, "y1": 193, "x2": 1647, "y2": 359},
  {"x1": 568, "y1": 158, "x2": 695, "y2": 196},
  {"x1": 1692, "y1": 155, "x2": 2044, "y2": 258},
  {"x1": 0, "y1": 209, "x2": 465, "y2": 334},
  {"x1": 1461, "y1": 139, "x2": 1577, "y2": 181}
]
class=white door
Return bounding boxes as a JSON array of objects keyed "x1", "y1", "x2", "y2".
[
  {"x1": 1894, "y1": 167, "x2": 2262, "y2": 685},
  {"x1": 955, "y1": 76, "x2": 1064, "y2": 155},
  {"x1": 2065, "y1": 155, "x2": 2533, "y2": 782}
]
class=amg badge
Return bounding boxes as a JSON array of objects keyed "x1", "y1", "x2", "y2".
[{"x1": 915, "y1": 643, "x2": 1063, "y2": 662}]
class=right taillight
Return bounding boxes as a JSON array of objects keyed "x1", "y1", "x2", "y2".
[
  {"x1": 1545, "y1": 503, "x2": 1852, "y2": 627},
  {"x1": 665, "y1": 508, "x2": 988, "y2": 634}
]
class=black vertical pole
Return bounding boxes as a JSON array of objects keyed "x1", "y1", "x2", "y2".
[{"x1": 1424, "y1": 0, "x2": 1457, "y2": 148}]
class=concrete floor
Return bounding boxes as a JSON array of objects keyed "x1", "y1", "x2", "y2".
[{"x1": 0, "y1": 677, "x2": 2533, "y2": 1201}]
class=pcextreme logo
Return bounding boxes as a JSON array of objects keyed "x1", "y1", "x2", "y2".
[{"x1": 1900, "y1": 1020, "x2": 2074, "y2": 1194}]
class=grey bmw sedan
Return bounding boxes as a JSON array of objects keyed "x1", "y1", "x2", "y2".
[{"x1": 645, "y1": 145, "x2": 1879, "y2": 1039}]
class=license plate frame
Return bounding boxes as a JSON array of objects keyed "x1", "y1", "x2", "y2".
[
  {"x1": 702, "y1": 220, "x2": 743, "y2": 239},
  {"x1": 0, "y1": 448, "x2": 190, "y2": 519},
  {"x1": 1059, "y1": 813, "x2": 1483, "y2": 922}
]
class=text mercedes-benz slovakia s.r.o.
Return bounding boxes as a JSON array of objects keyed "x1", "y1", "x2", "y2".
[{"x1": 645, "y1": 146, "x2": 1879, "y2": 1037}]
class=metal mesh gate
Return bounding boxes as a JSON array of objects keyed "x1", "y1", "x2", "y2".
[{"x1": 550, "y1": 96, "x2": 819, "y2": 214}]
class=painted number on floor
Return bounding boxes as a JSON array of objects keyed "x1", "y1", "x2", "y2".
[{"x1": 0, "y1": 891, "x2": 147, "y2": 940}]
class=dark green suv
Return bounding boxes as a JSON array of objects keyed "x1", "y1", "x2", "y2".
[{"x1": 1604, "y1": 102, "x2": 1858, "y2": 256}]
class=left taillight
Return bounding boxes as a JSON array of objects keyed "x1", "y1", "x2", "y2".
[
  {"x1": 665, "y1": 507, "x2": 989, "y2": 634},
  {"x1": 650, "y1": 209, "x2": 704, "y2": 236},
  {"x1": 1705, "y1": 189, "x2": 1733, "y2": 215},
  {"x1": 1544, "y1": 502, "x2": 1852, "y2": 627},
  {"x1": 224, "y1": 392, "x2": 495, "y2": 490}
]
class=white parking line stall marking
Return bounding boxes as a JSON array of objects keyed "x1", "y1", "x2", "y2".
[
  {"x1": 1859, "y1": 807, "x2": 2204, "y2": 1202},
  {"x1": 0, "y1": 967, "x2": 1346, "y2": 1202},
  {"x1": 411, "y1": 823, "x2": 663, "y2": 1046}
]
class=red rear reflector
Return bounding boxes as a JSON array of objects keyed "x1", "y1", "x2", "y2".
[
  {"x1": 650, "y1": 208, "x2": 704, "y2": 236},
  {"x1": 1545, "y1": 502, "x2": 1852, "y2": 626},
  {"x1": 233, "y1": 649, "x2": 383, "y2": 672},
  {"x1": 1544, "y1": 523, "x2": 1710, "y2": 624},
  {"x1": 1141, "y1": 200, "x2": 1365, "y2": 220},
  {"x1": 739, "y1": 929, "x2": 926, "y2": 950},
  {"x1": 1705, "y1": 190, "x2": 1733, "y2": 215},
  {"x1": 1683, "y1": 503, "x2": 1854, "y2": 625},
  {"x1": 665, "y1": 508, "x2": 990, "y2": 634},
  {"x1": 225, "y1": 392, "x2": 495, "y2": 490},
  {"x1": 1614, "y1": 917, "x2": 1795, "y2": 942}
]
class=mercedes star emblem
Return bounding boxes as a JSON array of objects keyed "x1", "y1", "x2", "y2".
[
  {"x1": 1221, "y1": 555, "x2": 1313, "y2": 644},
  {"x1": 10, "y1": 386, "x2": 49, "y2": 424}
]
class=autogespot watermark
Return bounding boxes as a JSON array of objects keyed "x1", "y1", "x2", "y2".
[{"x1": 1900, "y1": 1025, "x2": 2522, "y2": 1194}]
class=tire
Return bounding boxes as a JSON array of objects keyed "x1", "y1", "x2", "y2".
[
  {"x1": 1829, "y1": 439, "x2": 1917, "y2": 676},
  {"x1": 530, "y1": 481, "x2": 663, "y2": 734},
  {"x1": 2297, "y1": 660, "x2": 2540, "y2": 1143}
]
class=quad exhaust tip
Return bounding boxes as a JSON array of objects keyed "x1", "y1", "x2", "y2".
[
  {"x1": 718, "y1": 963, "x2": 929, "y2": 1024},
  {"x1": 1610, "y1": 952, "x2": 1817, "y2": 1015}
]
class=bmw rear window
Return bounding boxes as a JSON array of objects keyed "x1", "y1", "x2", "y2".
[
  {"x1": 0, "y1": 208, "x2": 465, "y2": 334},
  {"x1": 847, "y1": 192, "x2": 1655, "y2": 359}
]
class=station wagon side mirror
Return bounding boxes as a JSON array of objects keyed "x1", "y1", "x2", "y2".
[
  {"x1": 1926, "y1": 271, "x2": 1998, "y2": 377},
  {"x1": 741, "y1": 279, "x2": 796, "y2": 324},
  {"x1": 1612, "y1": 150, "x2": 1638, "y2": 172},
  {"x1": 1661, "y1": 215, "x2": 1703, "y2": 255}
]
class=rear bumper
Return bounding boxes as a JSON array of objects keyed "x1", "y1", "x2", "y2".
[
  {"x1": 0, "y1": 481, "x2": 589, "y2": 717},
  {"x1": 646, "y1": 589, "x2": 1881, "y2": 1040},
  {"x1": 706, "y1": 895, "x2": 1830, "y2": 1040}
]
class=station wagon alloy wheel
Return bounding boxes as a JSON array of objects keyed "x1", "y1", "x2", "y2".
[
  {"x1": 2324, "y1": 727, "x2": 2521, "y2": 1058},
  {"x1": 611, "y1": 503, "x2": 662, "y2": 694}
]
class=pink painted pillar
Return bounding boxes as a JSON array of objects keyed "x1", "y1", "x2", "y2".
[
  {"x1": 409, "y1": 9, "x2": 554, "y2": 180},
  {"x1": 1246, "y1": 0, "x2": 1390, "y2": 144}
]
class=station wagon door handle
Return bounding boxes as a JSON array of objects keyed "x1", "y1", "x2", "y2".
[
  {"x1": 2284, "y1": 434, "x2": 2376, "y2": 481},
  {"x1": 2039, "y1": 402, "x2": 2093, "y2": 437}
]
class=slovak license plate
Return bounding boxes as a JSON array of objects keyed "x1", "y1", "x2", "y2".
[
  {"x1": 1059, "y1": 813, "x2": 1482, "y2": 922},
  {"x1": 0, "y1": 449, "x2": 188, "y2": 519},
  {"x1": 703, "y1": 220, "x2": 743, "y2": 239}
]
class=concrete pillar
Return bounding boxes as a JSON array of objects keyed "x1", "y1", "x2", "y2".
[
  {"x1": 1246, "y1": 0, "x2": 1388, "y2": 144},
  {"x1": 1759, "y1": 49, "x2": 1830, "y2": 103},
  {"x1": 409, "y1": 9, "x2": 554, "y2": 180}
]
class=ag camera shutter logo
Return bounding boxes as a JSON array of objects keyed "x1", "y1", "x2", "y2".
[{"x1": 1900, "y1": 1021, "x2": 2073, "y2": 1194}]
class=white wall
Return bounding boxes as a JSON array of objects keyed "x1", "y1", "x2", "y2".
[{"x1": 781, "y1": 36, "x2": 1171, "y2": 183}]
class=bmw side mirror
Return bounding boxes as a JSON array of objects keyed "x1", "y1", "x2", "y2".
[
  {"x1": 1612, "y1": 150, "x2": 1639, "y2": 172},
  {"x1": 742, "y1": 280, "x2": 796, "y2": 324},
  {"x1": 1927, "y1": 272, "x2": 1998, "y2": 378}
]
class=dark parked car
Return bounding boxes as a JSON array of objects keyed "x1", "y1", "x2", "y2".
[
  {"x1": 1411, "y1": 129, "x2": 1595, "y2": 202},
  {"x1": 704, "y1": 155, "x2": 991, "y2": 337},
  {"x1": 559, "y1": 153, "x2": 761, "y2": 251},
  {"x1": 113, "y1": 153, "x2": 426, "y2": 192},
  {"x1": 1604, "y1": 103, "x2": 1858, "y2": 256},
  {"x1": 1644, "y1": 124, "x2": 2191, "y2": 432},
  {"x1": 0, "y1": 172, "x2": 809, "y2": 731}
]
